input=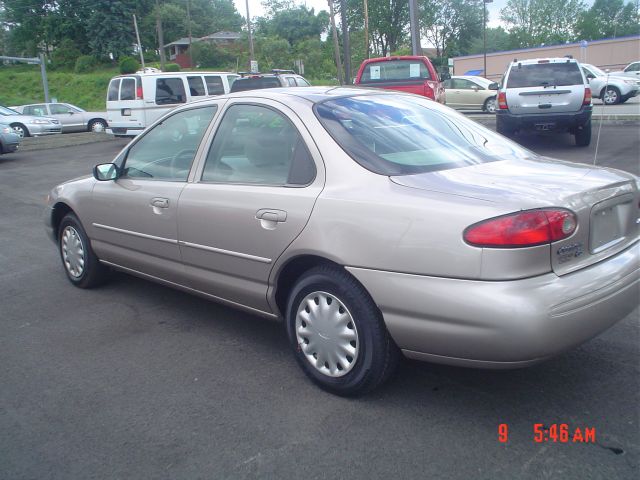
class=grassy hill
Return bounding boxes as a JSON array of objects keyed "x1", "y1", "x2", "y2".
[{"x1": 0, "y1": 65, "x2": 118, "y2": 111}]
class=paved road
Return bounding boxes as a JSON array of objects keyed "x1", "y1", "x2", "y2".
[
  {"x1": 591, "y1": 95, "x2": 640, "y2": 115},
  {"x1": 1, "y1": 129, "x2": 638, "y2": 480}
]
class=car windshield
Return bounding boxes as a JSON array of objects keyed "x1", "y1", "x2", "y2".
[
  {"x1": 585, "y1": 64, "x2": 605, "y2": 76},
  {"x1": 507, "y1": 62, "x2": 583, "y2": 87},
  {"x1": 0, "y1": 105, "x2": 19, "y2": 115},
  {"x1": 315, "y1": 94, "x2": 534, "y2": 175}
]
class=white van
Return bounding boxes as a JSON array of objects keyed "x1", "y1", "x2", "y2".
[{"x1": 105, "y1": 71, "x2": 239, "y2": 136}]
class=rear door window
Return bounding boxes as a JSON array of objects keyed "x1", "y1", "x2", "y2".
[
  {"x1": 507, "y1": 63, "x2": 583, "y2": 88},
  {"x1": 296, "y1": 77, "x2": 310, "y2": 86},
  {"x1": 188, "y1": 76, "x2": 206, "y2": 96},
  {"x1": 155, "y1": 78, "x2": 187, "y2": 105},
  {"x1": 24, "y1": 104, "x2": 48, "y2": 116},
  {"x1": 205, "y1": 76, "x2": 224, "y2": 95},
  {"x1": 361, "y1": 60, "x2": 431, "y2": 82},
  {"x1": 120, "y1": 78, "x2": 136, "y2": 100},
  {"x1": 108, "y1": 79, "x2": 121, "y2": 101}
]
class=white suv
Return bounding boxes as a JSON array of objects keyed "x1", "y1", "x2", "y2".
[
  {"x1": 581, "y1": 63, "x2": 640, "y2": 105},
  {"x1": 496, "y1": 58, "x2": 592, "y2": 147}
]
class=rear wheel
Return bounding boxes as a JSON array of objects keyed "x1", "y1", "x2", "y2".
[
  {"x1": 574, "y1": 120, "x2": 591, "y2": 147},
  {"x1": 58, "y1": 213, "x2": 109, "y2": 288},
  {"x1": 483, "y1": 97, "x2": 497, "y2": 114},
  {"x1": 285, "y1": 265, "x2": 399, "y2": 396},
  {"x1": 601, "y1": 86, "x2": 621, "y2": 105},
  {"x1": 88, "y1": 119, "x2": 107, "y2": 133}
]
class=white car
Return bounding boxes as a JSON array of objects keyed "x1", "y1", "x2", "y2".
[
  {"x1": 611, "y1": 61, "x2": 640, "y2": 79},
  {"x1": 443, "y1": 76, "x2": 499, "y2": 113},
  {"x1": 13, "y1": 103, "x2": 108, "y2": 133},
  {"x1": 581, "y1": 63, "x2": 640, "y2": 105}
]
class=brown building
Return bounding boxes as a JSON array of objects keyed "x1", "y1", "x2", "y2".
[
  {"x1": 164, "y1": 31, "x2": 242, "y2": 68},
  {"x1": 452, "y1": 35, "x2": 640, "y2": 81}
]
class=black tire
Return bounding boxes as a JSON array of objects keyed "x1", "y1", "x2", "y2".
[
  {"x1": 88, "y1": 119, "x2": 108, "y2": 133},
  {"x1": 10, "y1": 123, "x2": 29, "y2": 138},
  {"x1": 601, "y1": 86, "x2": 621, "y2": 105},
  {"x1": 574, "y1": 120, "x2": 591, "y2": 147},
  {"x1": 483, "y1": 97, "x2": 497, "y2": 114},
  {"x1": 58, "y1": 213, "x2": 109, "y2": 288},
  {"x1": 496, "y1": 116, "x2": 515, "y2": 137},
  {"x1": 285, "y1": 265, "x2": 399, "y2": 396}
]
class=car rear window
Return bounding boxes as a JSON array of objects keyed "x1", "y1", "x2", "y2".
[
  {"x1": 506, "y1": 63, "x2": 584, "y2": 88},
  {"x1": 360, "y1": 60, "x2": 431, "y2": 83},
  {"x1": 120, "y1": 78, "x2": 135, "y2": 100},
  {"x1": 230, "y1": 77, "x2": 282, "y2": 92},
  {"x1": 108, "y1": 79, "x2": 120, "y2": 101},
  {"x1": 314, "y1": 94, "x2": 533, "y2": 176}
]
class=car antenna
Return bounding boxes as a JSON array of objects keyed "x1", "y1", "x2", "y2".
[{"x1": 593, "y1": 70, "x2": 609, "y2": 165}]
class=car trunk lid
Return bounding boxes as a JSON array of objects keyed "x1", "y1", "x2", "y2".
[{"x1": 390, "y1": 158, "x2": 639, "y2": 275}]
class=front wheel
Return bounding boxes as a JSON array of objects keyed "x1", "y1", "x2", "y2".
[
  {"x1": 574, "y1": 120, "x2": 592, "y2": 147},
  {"x1": 58, "y1": 213, "x2": 109, "y2": 288},
  {"x1": 601, "y1": 86, "x2": 621, "y2": 105},
  {"x1": 11, "y1": 123, "x2": 29, "y2": 138},
  {"x1": 285, "y1": 265, "x2": 399, "y2": 396}
]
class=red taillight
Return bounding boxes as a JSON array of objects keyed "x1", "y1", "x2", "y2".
[
  {"x1": 136, "y1": 85, "x2": 143, "y2": 100},
  {"x1": 583, "y1": 87, "x2": 592, "y2": 105},
  {"x1": 498, "y1": 91, "x2": 508, "y2": 109},
  {"x1": 464, "y1": 209, "x2": 577, "y2": 248}
]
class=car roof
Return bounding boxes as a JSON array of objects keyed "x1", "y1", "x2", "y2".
[
  {"x1": 451, "y1": 75, "x2": 493, "y2": 84},
  {"x1": 508, "y1": 57, "x2": 579, "y2": 66},
  {"x1": 114, "y1": 71, "x2": 236, "y2": 78}
]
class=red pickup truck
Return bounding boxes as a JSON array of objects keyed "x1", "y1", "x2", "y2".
[{"x1": 354, "y1": 56, "x2": 447, "y2": 103}]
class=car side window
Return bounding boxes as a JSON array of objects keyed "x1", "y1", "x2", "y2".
[
  {"x1": 627, "y1": 62, "x2": 639, "y2": 72},
  {"x1": 201, "y1": 104, "x2": 315, "y2": 186},
  {"x1": 188, "y1": 76, "x2": 206, "y2": 96},
  {"x1": 121, "y1": 106, "x2": 217, "y2": 181},
  {"x1": 50, "y1": 104, "x2": 74, "y2": 114},
  {"x1": 25, "y1": 105, "x2": 48, "y2": 116},
  {"x1": 287, "y1": 77, "x2": 297, "y2": 87},
  {"x1": 205, "y1": 76, "x2": 224, "y2": 95},
  {"x1": 155, "y1": 78, "x2": 186, "y2": 105},
  {"x1": 453, "y1": 79, "x2": 474, "y2": 89},
  {"x1": 120, "y1": 78, "x2": 135, "y2": 100},
  {"x1": 296, "y1": 77, "x2": 310, "y2": 86},
  {"x1": 443, "y1": 79, "x2": 452, "y2": 88}
]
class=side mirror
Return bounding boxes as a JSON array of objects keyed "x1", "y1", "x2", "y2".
[
  {"x1": 488, "y1": 83, "x2": 499, "y2": 90},
  {"x1": 440, "y1": 72, "x2": 451, "y2": 81},
  {"x1": 471, "y1": 85, "x2": 479, "y2": 92},
  {"x1": 586, "y1": 74, "x2": 595, "y2": 80},
  {"x1": 93, "y1": 163, "x2": 119, "y2": 181}
]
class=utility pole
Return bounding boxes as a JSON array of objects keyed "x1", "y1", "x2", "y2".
[
  {"x1": 328, "y1": 0, "x2": 343, "y2": 85},
  {"x1": 133, "y1": 14, "x2": 145, "y2": 69},
  {"x1": 156, "y1": 0, "x2": 166, "y2": 70},
  {"x1": 363, "y1": 0, "x2": 369, "y2": 58},
  {"x1": 408, "y1": 0, "x2": 421, "y2": 56},
  {"x1": 186, "y1": 0, "x2": 193, "y2": 68},
  {"x1": 245, "y1": 0, "x2": 255, "y2": 68},
  {"x1": 339, "y1": 0, "x2": 351, "y2": 83}
]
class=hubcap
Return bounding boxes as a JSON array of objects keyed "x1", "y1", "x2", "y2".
[
  {"x1": 91, "y1": 122, "x2": 105, "y2": 132},
  {"x1": 603, "y1": 89, "x2": 618, "y2": 104},
  {"x1": 12, "y1": 126, "x2": 24, "y2": 138},
  {"x1": 61, "y1": 226, "x2": 85, "y2": 278},
  {"x1": 295, "y1": 291, "x2": 359, "y2": 377},
  {"x1": 486, "y1": 99, "x2": 496, "y2": 113}
]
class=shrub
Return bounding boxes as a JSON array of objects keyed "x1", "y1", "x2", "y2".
[
  {"x1": 51, "y1": 39, "x2": 82, "y2": 71},
  {"x1": 119, "y1": 56, "x2": 139, "y2": 74},
  {"x1": 164, "y1": 63, "x2": 181, "y2": 72},
  {"x1": 74, "y1": 55, "x2": 97, "y2": 73}
]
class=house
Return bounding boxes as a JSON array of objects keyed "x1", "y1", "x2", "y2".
[{"x1": 164, "y1": 31, "x2": 242, "y2": 68}]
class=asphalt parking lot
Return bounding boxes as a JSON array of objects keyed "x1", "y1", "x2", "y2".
[{"x1": 1, "y1": 125, "x2": 638, "y2": 479}]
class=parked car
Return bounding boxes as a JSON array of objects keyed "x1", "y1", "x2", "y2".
[
  {"x1": 0, "y1": 122, "x2": 21, "y2": 154},
  {"x1": 354, "y1": 56, "x2": 446, "y2": 103},
  {"x1": 496, "y1": 58, "x2": 592, "y2": 146},
  {"x1": 45, "y1": 88, "x2": 639, "y2": 396},
  {"x1": 105, "y1": 70, "x2": 239, "y2": 137},
  {"x1": 581, "y1": 63, "x2": 640, "y2": 105},
  {"x1": 229, "y1": 70, "x2": 311, "y2": 93},
  {"x1": 12, "y1": 102, "x2": 108, "y2": 133},
  {"x1": 444, "y1": 76, "x2": 499, "y2": 112},
  {"x1": 611, "y1": 61, "x2": 640, "y2": 79},
  {"x1": 0, "y1": 105, "x2": 62, "y2": 138}
]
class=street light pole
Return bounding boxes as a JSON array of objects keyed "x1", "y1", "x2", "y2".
[
  {"x1": 408, "y1": 0, "x2": 421, "y2": 56},
  {"x1": 483, "y1": 0, "x2": 492, "y2": 78}
]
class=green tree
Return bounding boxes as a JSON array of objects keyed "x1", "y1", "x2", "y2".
[
  {"x1": 500, "y1": 0, "x2": 587, "y2": 47},
  {"x1": 576, "y1": 0, "x2": 640, "y2": 40},
  {"x1": 419, "y1": 0, "x2": 483, "y2": 58},
  {"x1": 256, "y1": 35, "x2": 292, "y2": 70},
  {"x1": 467, "y1": 26, "x2": 515, "y2": 54},
  {"x1": 256, "y1": 6, "x2": 329, "y2": 45}
]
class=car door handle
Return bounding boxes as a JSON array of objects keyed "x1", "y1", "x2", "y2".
[
  {"x1": 150, "y1": 197, "x2": 169, "y2": 208},
  {"x1": 256, "y1": 209, "x2": 287, "y2": 222}
]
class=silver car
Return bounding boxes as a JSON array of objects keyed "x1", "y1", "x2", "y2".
[
  {"x1": 13, "y1": 102, "x2": 108, "y2": 133},
  {"x1": 0, "y1": 105, "x2": 62, "y2": 137},
  {"x1": 44, "y1": 88, "x2": 639, "y2": 395},
  {"x1": 581, "y1": 63, "x2": 640, "y2": 105},
  {"x1": 0, "y1": 122, "x2": 21, "y2": 154}
]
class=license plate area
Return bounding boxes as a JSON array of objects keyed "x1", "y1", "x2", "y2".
[
  {"x1": 589, "y1": 194, "x2": 634, "y2": 254},
  {"x1": 535, "y1": 123, "x2": 555, "y2": 131}
]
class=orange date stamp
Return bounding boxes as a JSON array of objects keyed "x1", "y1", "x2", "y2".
[{"x1": 498, "y1": 423, "x2": 596, "y2": 443}]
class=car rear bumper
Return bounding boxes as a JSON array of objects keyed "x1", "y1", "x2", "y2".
[
  {"x1": 346, "y1": 241, "x2": 639, "y2": 368},
  {"x1": 106, "y1": 127, "x2": 144, "y2": 137},
  {"x1": 497, "y1": 106, "x2": 592, "y2": 131}
]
